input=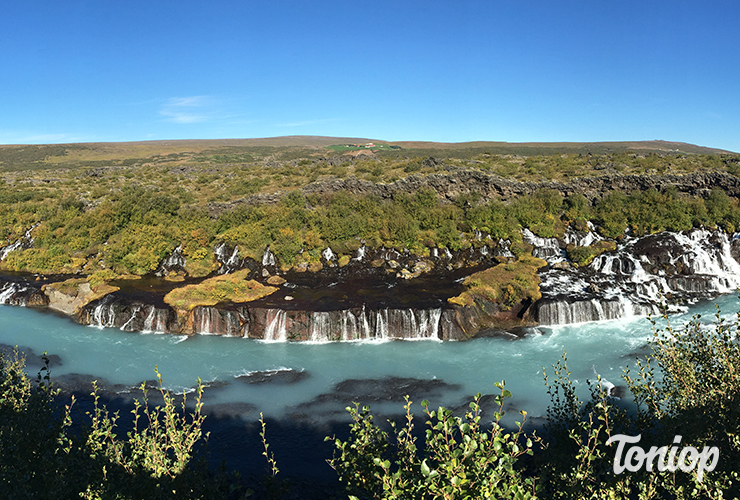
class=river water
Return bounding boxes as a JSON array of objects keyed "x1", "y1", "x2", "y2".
[{"x1": 2, "y1": 294, "x2": 737, "y2": 427}]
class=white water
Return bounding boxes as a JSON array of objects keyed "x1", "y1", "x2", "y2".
[
  {"x1": 534, "y1": 228, "x2": 740, "y2": 325},
  {"x1": 2, "y1": 294, "x2": 737, "y2": 424}
]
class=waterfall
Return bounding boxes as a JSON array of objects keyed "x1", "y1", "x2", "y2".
[
  {"x1": 321, "y1": 247, "x2": 335, "y2": 262},
  {"x1": 201, "y1": 307, "x2": 212, "y2": 334},
  {"x1": 143, "y1": 306, "x2": 157, "y2": 332},
  {"x1": 190, "y1": 307, "x2": 245, "y2": 336},
  {"x1": 0, "y1": 240, "x2": 23, "y2": 261},
  {"x1": 226, "y1": 246, "x2": 241, "y2": 270},
  {"x1": 215, "y1": 243, "x2": 242, "y2": 274},
  {"x1": 262, "y1": 246, "x2": 276, "y2": 267},
  {"x1": 119, "y1": 305, "x2": 142, "y2": 332},
  {"x1": 0, "y1": 223, "x2": 39, "y2": 261},
  {"x1": 522, "y1": 229, "x2": 564, "y2": 263},
  {"x1": 352, "y1": 245, "x2": 367, "y2": 262},
  {"x1": 375, "y1": 310, "x2": 389, "y2": 339},
  {"x1": 91, "y1": 296, "x2": 117, "y2": 329},
  {"x1": 534, "y1": 227, "x2": 740, "y2": 326},
  {"x1": 215, "y1": 242, "x2": 229, "y2": 262},
  {"x1": 155, "y1": 245, "x2": 187, "y2": 276},
  {"x1": 535, "y1": 298, "x2": 625, "y2": 325},
  {"x1": 494, "y1": 239, "x2": 515, "y2": 258},
  {"x1": 0, "y1": 282, "x2": 25, "y2": 304},
  {"x1": 418, "y1": 308, "x2": 442, "y2": 340},
  {"x1": 563, "y1": 222, "x2": 602, "y2": 247},
  {"x1": 264, "y1": 309, "x2": 287, "y2": 341},
  {"x1": 141, "y1": 305, "x2": 170, "y2": 333},
  {"x1": 309, "y1": 311, "x2": 331, "y2": 341},
  {"x1": 255, "y1": 306, "x2": 449, "y2": 342}
]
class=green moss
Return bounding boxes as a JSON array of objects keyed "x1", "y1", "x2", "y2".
[
  {"x1": 566, "y1": 240, "x2": 617, "y2": 267},
  {"x1": 163, "y1": 269, "x2": 277, "y2": 311},
  {"x1": 448, "y1": 254, "x2": 546, "y2": 310},
  {"x1": 183, "y1": 256, "x2": 217, "y2": 278}
]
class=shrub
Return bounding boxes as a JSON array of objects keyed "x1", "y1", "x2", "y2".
[
  {"x1": 327, "y1": 383, "x2": 538, "y2": 500},
  {"x1": 0, "y1": 350, "x2": 240, "y2": 499},
  {"x1": 538, "y1": 308, "x2": 740, "y2": 499}
]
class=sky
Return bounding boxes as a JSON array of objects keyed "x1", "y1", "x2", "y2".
[{"x1": 1, "y1": 1, "x2": 739, "y2": 151}]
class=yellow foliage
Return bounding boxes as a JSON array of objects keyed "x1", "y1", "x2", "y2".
[
  {"x1": 448, "y1": 255, "x2": 546, "y2": 311},
  {"x1": 163, "y1": 269, "x2": 278, "y2": 311}
]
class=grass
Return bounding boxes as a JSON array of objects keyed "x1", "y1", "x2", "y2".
[
  {"x1": 163, "y1": 269, "x2": 278, "y2": 311},
  {"x1": 448, "y1": 254, "x2": 547, "y2": 310},
  {"x1": 0, "y1": 135, "x2": 738, "y2": 280},
  {"x1": 326, "y1": 143, "x2": 399, "y2": 152},
  {"x1": 566, "y1": 240, "x2": 617, "y2": 267}
]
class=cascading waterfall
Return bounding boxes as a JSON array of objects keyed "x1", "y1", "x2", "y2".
[
  {"x1": 264, "y1": 309, "x2": 288, "y2": 341},
  {"x1": 91, "y1": 296, "x2": 117, "y2": 329},
  {"x1": 0, "y1": 282, "x2": 26, "y2": 304},
  {"x1": 533, "y1": 227, "x2": 740, "y2": 325},
  {"x1": 262, "y1": 247, "x2": 276, "y2": 267},
  {"x1": 352, "y1": 245, "x2": 367, "y2": 262},
  {"x1": 321, "y1": 247, "x2": 335, "y2": 262},
  {"x1": 255, "y1": 307, "x2": 447, "y2": 342},
  {"x1": 563, "y1": 221, "x2": 603, "y2": 247},
  {"x1": 522, "y1": 228, "x2": 564, "y2": 263},
  {"x1": 0, "y1": 223, "x2": 39, "y2": 261},
  {"x1": 119, "y1": 305, "x2": 142, "y2": 332},
  {"x1": 226, "y1": 246, "x2": 241, "y2": 271},
  {"x1": 214, "y1": 243, "x2": 243, "y2": 274}
]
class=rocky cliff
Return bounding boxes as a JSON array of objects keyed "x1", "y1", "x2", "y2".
[{"x1": 207, "y1": 171, "x2": 740, "y2": 217}]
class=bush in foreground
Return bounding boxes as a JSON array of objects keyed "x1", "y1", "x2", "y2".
[{"x1": 0, "y1": 351, "x2": 245, "y2": 499}]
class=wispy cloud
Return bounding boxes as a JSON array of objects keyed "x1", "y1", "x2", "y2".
[{"x1": 159, "y1": 96, "x2": 218, "y2": 124}]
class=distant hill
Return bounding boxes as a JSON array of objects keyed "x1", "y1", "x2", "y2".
[
  {"x1": 389, "y1": 139, "x2": 733, "y2": 156},
  {"x1": 0, "y1": 136, "x2": 734, "y2": 173}
]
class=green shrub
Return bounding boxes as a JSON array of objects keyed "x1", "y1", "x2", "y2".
[
  {"x1": 0, "y1": 350, "x2": 242, "y2": 499},
  {"x1": 327, "y1": 383, "x2": 538, "y2": 500}
]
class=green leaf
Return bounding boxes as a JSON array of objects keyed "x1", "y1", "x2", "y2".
[{"x1": 421, "y1": 459, "x2": 431, "y2": 477}]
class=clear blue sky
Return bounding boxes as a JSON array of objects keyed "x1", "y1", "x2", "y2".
[{"x1": 1, "y1": 1, "x2": 738, "y2": 151}]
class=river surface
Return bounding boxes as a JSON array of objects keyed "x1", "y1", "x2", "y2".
[{"x1": 2, "y1": 294, "x2": 738, "y2": 427}]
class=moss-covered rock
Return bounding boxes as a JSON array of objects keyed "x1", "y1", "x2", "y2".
[
  {"x1": 163, "y1": 269, "x2": 277, "y2": 312},
  {"x1": 448, "y1": 254, "x2": 546, "y2": 311},
  {"x1": 42, "y1": 278, "x2": 120, "y2": 315},
  {"x1": 566, "y1": 240, "x2": 617, "y2": 267}
]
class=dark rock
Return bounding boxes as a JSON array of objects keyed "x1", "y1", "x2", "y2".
[
  {"x1": 609, "y1": 385, "x2": 627, "y2": 398},
  {"x1": 298, "y1": 376, "x2": 461, "y2": 408},
  {"x1": 235, "y1": 369, "x2": 309, "y2": 385},
  {"x1": 0, "y1": 343, "x2": 62, "y2": 368},
  {"x1": 200, "y1": 379, "x2": 232, "y2": 390},
  {"x1": 53, "y1": 373, "x2": 131, "y2": 395},
  {"x1": 203, "y1": 401, "x2": 258, "y2": 418}
]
